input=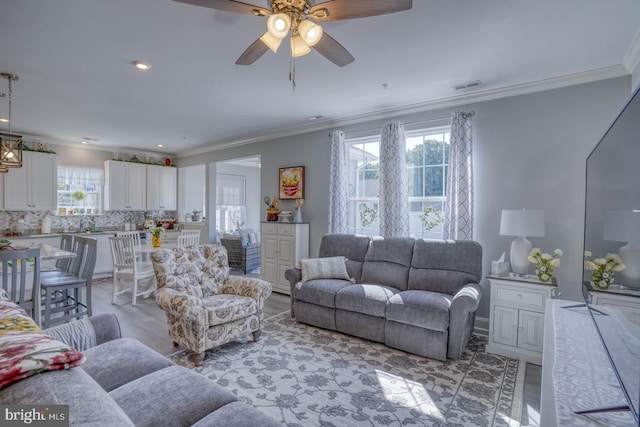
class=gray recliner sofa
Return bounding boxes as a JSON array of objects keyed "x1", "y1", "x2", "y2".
[
  {"x1": 0, "y1": 313, "x2": 280, "y2": 427},
  {"x1": 285, "y1": 234, "x2": 483, "y2": 361}
]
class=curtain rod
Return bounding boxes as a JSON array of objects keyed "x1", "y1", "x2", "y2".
[{"x1": 340, "y1": 116, "x2": 451, "y2": 138}]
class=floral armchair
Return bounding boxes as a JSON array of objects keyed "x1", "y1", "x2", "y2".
[{"x1": 150, "y1": 245, "x2": 272, "y2": 366}]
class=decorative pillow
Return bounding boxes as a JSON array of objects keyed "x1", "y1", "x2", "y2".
[
  {"x1": 0, "y1": 292, "x2": 85, "y2": 389},
  {"x1": 248, "y1": 232, "x2": 259, "y2": 245},
  {"x1": 299, "y1": 257, "x2": 351, "y2": 282}
]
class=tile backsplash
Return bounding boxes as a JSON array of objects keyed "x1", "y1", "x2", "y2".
[{"x1": 0, "y1": 210, "x2": 174, "y2": 234}]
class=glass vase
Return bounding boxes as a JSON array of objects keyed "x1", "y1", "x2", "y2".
[{"x1": 152, "y1": 235, "x2": 162, "y2": 247}]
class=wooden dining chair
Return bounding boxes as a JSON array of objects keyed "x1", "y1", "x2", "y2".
[
  {"x1": 117, "y1": 230, "x2": 151, "y2": 263},
  {"x1": 109, "y1": 236, "x2": 156, "y2": 306},
  {"x1": 40, "y1": 236, "x2": 97, "y2": 329},
  {"x1": 177, "y1": 230, "x2": 200, "y2": 247},
  {"x1": 41, "y1": 233, "x2": 75, "y2": 275},
  {"x1": 0, "y1": 247, "x2": 41, "y2": 325}
]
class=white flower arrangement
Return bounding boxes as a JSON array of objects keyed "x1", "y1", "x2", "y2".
[
  {"x1": 528, "y1": 248, "x2": 563, "y2": 283},
  {"x1": 584, "y1": 251, "x2": 625, "y2": 289}
]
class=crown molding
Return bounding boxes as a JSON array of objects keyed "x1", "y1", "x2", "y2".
[{"x1": 176, "y1": 64, "x2": 630, "y2": 158}]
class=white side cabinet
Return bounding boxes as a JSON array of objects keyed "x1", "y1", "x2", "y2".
[
  {"x1": 4, "y1": 151, "x2": 57, "y2": 210},
  {"x1": 487, "y1": 275, "x2": 556, "y2": 365},
  {"x1": 585, "y1": 282, "x2": 640, "y2": 327},
  {"x1": 146, "y1": 164, "x2": 177, "y2": 211},
  {"x1": 261, "y1": 222, "x2": 309, "y2": 295},
  {"x1": 104, "y1": 160, "x2": 146, "y2": 211}
]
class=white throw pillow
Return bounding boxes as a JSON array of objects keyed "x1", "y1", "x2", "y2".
[{"x1": 299, "y1": 256, "x2": 350, "y2": 282}]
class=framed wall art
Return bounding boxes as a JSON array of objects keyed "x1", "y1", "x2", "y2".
[{"x1": 279, "y1": 166, "x2": 305, "y2": 199}]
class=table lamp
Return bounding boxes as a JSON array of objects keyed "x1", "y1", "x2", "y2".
[
  {"x1": 500, "y1": 209, "x2": 545, "y2": 276},
  {"x1": 604, "y1": 210, "x2": 640, "y2": 288}
]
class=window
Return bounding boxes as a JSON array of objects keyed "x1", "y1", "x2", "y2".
[
  {"x1": 216, "y1": 173, "x2": 246, "y2": 232},
  {"x1": 346, "y1": 127, "x2": 450, "y2": 238},
  {"x1": 57, "y1": 167, "x2": 104, "y2": 215}
]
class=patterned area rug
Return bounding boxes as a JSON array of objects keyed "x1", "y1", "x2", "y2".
[{"x1": 169, "y1": 312, "x2": 524, "y2": 427}]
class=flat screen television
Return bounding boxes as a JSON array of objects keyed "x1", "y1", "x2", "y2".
[{"x1": 581, "y1": 84, "x2": 640, "y2": 425}]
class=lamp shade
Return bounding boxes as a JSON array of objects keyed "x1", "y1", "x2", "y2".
[
  {"x1": 500, "y1": 210, "x2": 545, "y2": 237},
  {"x1": 260, "y1": 31, "x2": 283, "y2": 53},
  {"x1": 266, "y1": 13, "x2": 291, "y2": 39},
  {"x1": 290, "y1": 35, "x2": 311, "y2": 57},
  {"x1": 298, "y1": 20, "x2": 323, "y2": 46},
  {"x1": 0, "y1": 132, "x2": 23, "y2": 169},
  {"x1": 604, "y1": 210, "x2": 640, "y2": 243}
]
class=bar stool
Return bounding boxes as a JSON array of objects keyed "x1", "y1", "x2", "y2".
[{"x1": 40, "y1": 236, "x2": 97, "y2": 328}]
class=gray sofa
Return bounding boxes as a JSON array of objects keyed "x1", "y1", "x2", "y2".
[
  {"x1": 0, "y1": 313, "x2": 280, "y2": 427},
  {"x1": 285, "y1": 234, "x2": 483, "y2": 361}
]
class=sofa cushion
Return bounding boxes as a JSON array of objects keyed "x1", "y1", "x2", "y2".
[
  {"x1": 192, "y1": 401, "x2": 282, "y2": 427},
  {"x1": 300, "y1": 256, "x2": 350, "y2": 282},
  {"x1": 335, "y1": 284, "x2": 400, "y2": 317},
  {"x1": 386, "y1": 290, "x2": 452, "y2": 332},
  {"x1": 318, "y1": 234, "x2": 371, "y2": 283},
  {"x1": 111, "y1": 365, "x2": 238, "y2": 427},
  {"x1": 294, "y1": 278, "x2": 352, "y2": 308},
  {"x1": 81, "y1": 337, "x2": 174, "y2": 392},
  {"x1": 408, "y1": 239, "x2": 482, "y2": 295},
  {"x1": 203, "y1": 294, "x2": 256, "y2": 326},
  {"x1": 0, "y1": 294, "x2": 85, "y2": 389},
  {"x1": 360, "y1": 237, "x2": 415, "y2": 291},
  {"x1": 0, "y1": 367, "x2": 134, "y2": 426}
]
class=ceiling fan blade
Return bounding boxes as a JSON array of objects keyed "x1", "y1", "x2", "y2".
[
  {"x1": 173, "y1": 0, "x2": 269, "y2": 16},
  {"x1": 310, "y1": 0, "x2": 412, "y2": 21},
  {"x1": 313, "y1": 32, "x2": 355, "y2": 67},
  {"x1": 235, "y1": 38, "x2": 270, "y2": 65}
]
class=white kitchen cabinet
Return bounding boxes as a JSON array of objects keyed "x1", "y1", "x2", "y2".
[
  {"x1": 261, "y1": 222, "x2": 309, "y2": 295},
  {"x1": 585, "y1": 281, "x2": 640, "y2": 327},
  {"x1": 146, "y1": 164, "x2": 177, "y2": 210},
  {"x1": 487, "y1": 275, "x2": 556, "y2": 365},
  {"x1": 4, "y1": 151, "x2": 57, "y2": 210},
  {"x1": 104, "y1": 160, "x2": 146, "y2": 211}
]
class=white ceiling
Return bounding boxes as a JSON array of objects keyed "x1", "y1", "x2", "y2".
[{"x1": 1, "y1": 0, "x2": 639, "y2": 156}]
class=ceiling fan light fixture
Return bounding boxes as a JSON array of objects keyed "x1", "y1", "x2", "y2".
[
  {"x1": 260, "y1": 31, "x2": 283, "y2": 52},
  {"x1": 298, "y1": 20, "x2": 323, "y2": 46},
  {"x1": 290, "y1": 34, "x2": 311, "y2": 57},
  {"x1": 266, "y1": 13, "x2": 291, "y2": 39}
]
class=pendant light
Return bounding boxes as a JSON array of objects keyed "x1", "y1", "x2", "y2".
[{"x1": 0, "y1": 73, "x2": 22, "y2": 171}]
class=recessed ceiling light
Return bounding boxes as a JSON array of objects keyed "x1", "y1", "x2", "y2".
[
  {"x1": 80, "y1": 140, "x2": 88, "y2": 144},
  {"x1": 133, "y1": 61, "x2": 151, "y2": 70},
  {"x1": 0, "y1": 118, "x2": 8, "y2": 123},
  {"x1": 157, "y1": 144, "x2": 164, "y2": 147}
]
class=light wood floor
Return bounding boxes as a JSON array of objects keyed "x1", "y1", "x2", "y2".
[{"x1": 89, "y1": 272, "x2": 540, "y2": 426}]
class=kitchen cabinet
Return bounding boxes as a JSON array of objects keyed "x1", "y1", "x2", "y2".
[
  {"x1": 104, "y1": 160, "x2": 146, "y2": 211},
  {"x1": 584, "y1": 281, "x2": 640, "y2": 327},
  {"x1": 4, "y1": 151, "x2": 57, "y2": 210},
  {"x1": 487, "y1": 275, "x2": 556, "y2": 365},
  {"x1": 93, "y1": 233, "x2": 113, "y2": 277},
  {"x1": 261, "y1": 222, "x2": 309, "y2": 295},
  {"x1": 146, "y1": 164, "x2": 177, "y2": 211}
]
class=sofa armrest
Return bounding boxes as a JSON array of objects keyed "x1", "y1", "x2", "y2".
[
  {"x1": 448, "y1": 281, "x2": 485, "y2": 359},
  {"x1": 222, "y1": 276, "x2": 272, "y2": 300},
  {"x1": 222, "y1": 276, "x2": 272, "y2": 327},
  {"x1": 155, "y1": 288, "x2": 206, "y2": 323},
  {"x1": 44, "y1": 313, "x2": 121, "y2": 351}
]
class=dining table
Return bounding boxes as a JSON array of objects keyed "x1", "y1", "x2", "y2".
[
  {"x1": 36, "y1": 243, "x2": 77, "y2": 261},
  {"x1": 135, "y1": 243, "x2": 178, "y2": 253}
]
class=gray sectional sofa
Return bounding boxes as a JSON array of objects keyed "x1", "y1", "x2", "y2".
[
  {"x1": 0, "y1": 313, "x2": 280, "y2": 427},
  {"x1": 285, "y1": 234, "x2": 483, "y2": 361}
]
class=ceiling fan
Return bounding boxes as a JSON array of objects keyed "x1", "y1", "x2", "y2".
[{"x1": 174, "y1": 0, "x2": 413, "y2": 67}]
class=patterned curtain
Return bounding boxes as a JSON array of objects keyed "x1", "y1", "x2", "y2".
[
  {"x1": 328, "y1": 130, "x2": 348, "y2": 234},
  {"x1": 443, "y1": 111, "x2": 475, "y2": 240},
  {"x1": 379, "y1": 121, "x2": 409, "y2": 237}
]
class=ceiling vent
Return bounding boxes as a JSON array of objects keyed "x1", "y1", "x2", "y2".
[{"x1": 452, "y1": 80, "x2": 483, "y2": 91}]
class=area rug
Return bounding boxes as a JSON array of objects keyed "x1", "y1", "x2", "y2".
[{"x1": 169, "y1": 312, "x2": 524, "y2": 427}]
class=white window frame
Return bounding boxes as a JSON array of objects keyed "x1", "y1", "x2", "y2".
[
  {"x1": 56, "y1": 166, "x2": 104, "y2": 216},
  {"x1": 345, "y1": 126, "x2": 450, "y2": 238},
  {"x1": 216, "y1": 173, "x2": 246, "y2": 232}
]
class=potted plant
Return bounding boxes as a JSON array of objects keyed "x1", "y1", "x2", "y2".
[
  {"x1": 150, "y1": 227, "x2": 165, "y2": 247},
  {"x1": 72, "y1": 190, "x2": 86, "y2": 202}
]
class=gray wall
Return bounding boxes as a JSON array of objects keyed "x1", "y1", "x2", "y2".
[{"x1": 178, "y1": 76, "x2": 631, "y2": 320}]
